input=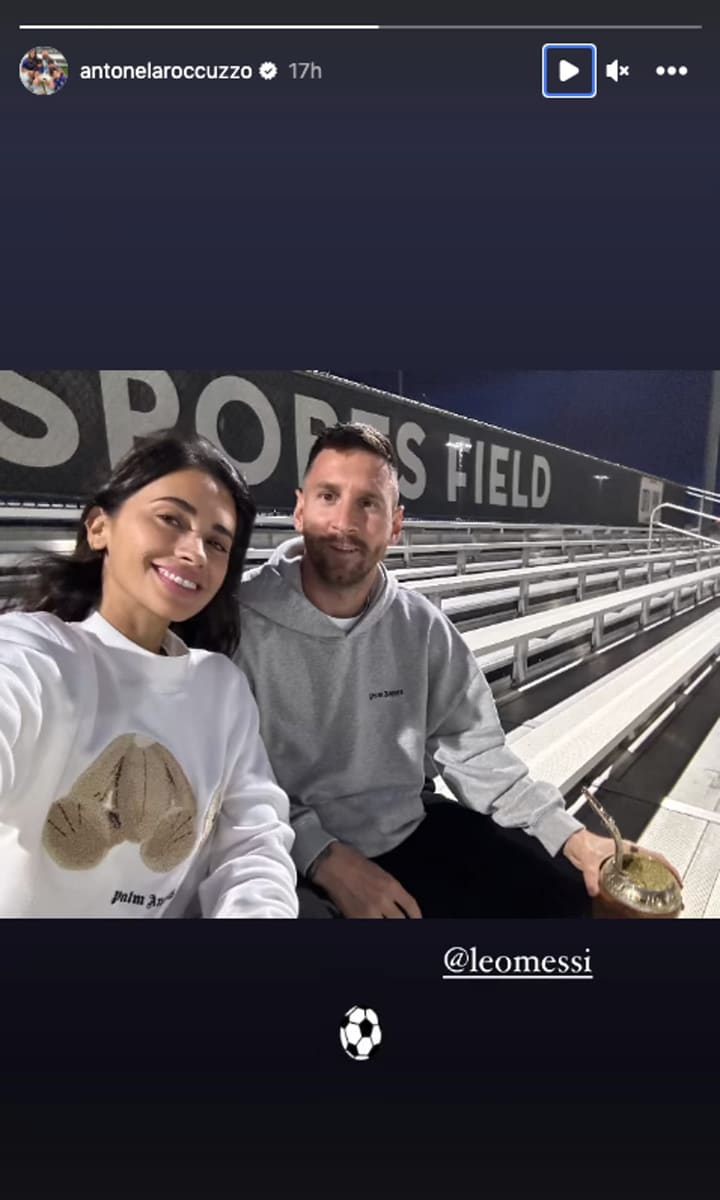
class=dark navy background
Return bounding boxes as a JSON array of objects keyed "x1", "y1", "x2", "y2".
[
  {"x1": 1, "y1": 3, "x2": 718, "y2": 1176},
  {"x1": 2, "y1": 2, "x2": 716, "y2": 363}
]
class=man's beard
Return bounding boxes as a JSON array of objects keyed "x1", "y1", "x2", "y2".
[{"x1": 303, "y1": 531, "x2": 376, "y2": 589}]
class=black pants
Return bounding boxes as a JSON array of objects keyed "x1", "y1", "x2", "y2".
[{"x1": 298, "y1": 801, "x2": 591, "y2": 918}]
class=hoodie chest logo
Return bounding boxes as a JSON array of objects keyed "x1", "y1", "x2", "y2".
[{"x1": 369, "y1": 688, "x2": 405, "y2": 701}]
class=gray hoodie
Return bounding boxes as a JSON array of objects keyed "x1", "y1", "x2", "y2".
[{"x1": 237, "y1": 537, "x2": 583, "y2": 875}]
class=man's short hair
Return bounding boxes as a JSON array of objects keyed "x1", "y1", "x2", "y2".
[{"x1": 305, "y1": 422, "x2": 398, "y2": 477}]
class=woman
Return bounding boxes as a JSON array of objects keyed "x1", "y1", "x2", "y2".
[
  {"x1": 20, "y1": 47, "x2": 41, "y2": 84},
  {"x1": 0, "y1": 433, "x2": 297, "y2": 918}
]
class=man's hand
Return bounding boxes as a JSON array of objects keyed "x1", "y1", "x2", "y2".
[
  {"x1": 562, "y1": 828, "x2": 682, "y2": 898},
  {"x1": 310, "y1": 842, "x2": 422, "y2": 918}
]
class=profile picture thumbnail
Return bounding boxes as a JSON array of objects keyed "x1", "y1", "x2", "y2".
[{"x1": 19, "y1": 46, "x2": 68, "y2": 96}]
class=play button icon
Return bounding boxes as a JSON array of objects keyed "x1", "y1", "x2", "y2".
[
  {"x1": 558, "y1": 59, "x2": 580, "y2": 83},
  {"x1": 542, "y1": 43, "x2": 597, "y2": 98}
]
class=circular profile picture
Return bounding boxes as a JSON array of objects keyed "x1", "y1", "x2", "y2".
[{"x1": 19, "y1": 46, "x2": 68, "y2": 96}]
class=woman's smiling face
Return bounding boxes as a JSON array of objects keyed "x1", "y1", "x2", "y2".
[{"x1": 85, "y1": 468, "x2": 237, "y2": 650}]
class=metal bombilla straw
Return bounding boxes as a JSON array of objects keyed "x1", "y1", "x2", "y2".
[{"x1": 580, "y1": 787, "x2": 625, "y2": 871}]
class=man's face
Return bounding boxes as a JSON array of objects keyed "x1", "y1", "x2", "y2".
[{"x1": 294, "y1": 448, "x2": 403, "y2": 589}]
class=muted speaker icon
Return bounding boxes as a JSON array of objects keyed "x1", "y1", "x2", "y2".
[{"x1": 606, "y1": 59, "x2": 630, "y2": 81}]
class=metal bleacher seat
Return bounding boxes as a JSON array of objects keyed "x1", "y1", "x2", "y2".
[
  {"x1": 425, "y1": 561, "x2": 720, "y2": 916},
  {"x1": 506, "y1": 610, "x2": 720, "y2": 919},
  {"x1": 404, "y1": 547, "x2": 720, "y2": 616},
  {"x1": 385, "y1": 534, "x2": 672, "y2": 571},
  {"x1": 435, "y1": 604, "x2": 720, "y2": 798},
  {"x1": 462, "y1": 563, "x2": 720, "y2": 685},
  {"x1": 505, "y1": 608, "x2": 720, "y2": 795}
]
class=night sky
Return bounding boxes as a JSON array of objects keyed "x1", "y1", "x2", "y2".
[{"x1": 334, "y1": 370, "x2": 714, "y2": 489}]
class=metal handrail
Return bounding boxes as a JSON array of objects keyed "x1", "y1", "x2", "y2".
[{"x1": 648, "y1": 503, "x2": 720, "y2": 553}]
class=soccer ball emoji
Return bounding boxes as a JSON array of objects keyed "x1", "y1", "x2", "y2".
[{"x1": 339, "y1": 1006, "x2": 382, "y2": 1061}]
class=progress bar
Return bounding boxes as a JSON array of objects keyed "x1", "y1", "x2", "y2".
[
  {"x1": 19, "y1": 24, "x2": 704, "y2": 31},
  {"x1": 18, "y1": 25, "x2": 380, "y2": 31}
]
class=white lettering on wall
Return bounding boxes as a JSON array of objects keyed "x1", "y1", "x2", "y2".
[
  {"x1": 350, "y1": 409, "x2": 390, "y2": 435},
  {"x1": 294, "y1": 393, "x2": 338, "y2": 485},
  {"x1": 511, "y1": 449, "x2": 529, "y2": 508},
  {"x1": 489, "y1": 444, "x2": 510, "y2": 506},
  {"x1": 0, "y1": 373, "x2": 562, "y2": 520},
  {"x1": 474, "y1": 441, "x2": 485, "y2": 504},
  {"x1": 447, "y1": 437, "x2": 472, "y2": 502},
  {"x1": 0, "y1": 371, "x2": 79, "y2": 468},
  {"x1": 532, "y1": 455, "x2": 552, "y2": 508},
  {"x1": 196, "y1": 376, "x2": 281, "y2": 485},
  {"x1": 396, "y1": 421, "x2": 427, "y2": 501},
  {"x1": 99, "y1": 371, "x2": 179, "y2": 466}
]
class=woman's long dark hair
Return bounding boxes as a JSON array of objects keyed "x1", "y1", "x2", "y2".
[{"x1": 15, "y1": 433, "x2": 256, "y2": 656}]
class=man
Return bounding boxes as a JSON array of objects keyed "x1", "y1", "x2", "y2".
[{"x1": 237, "y1": 423, "x2": 675, "y2": 917}]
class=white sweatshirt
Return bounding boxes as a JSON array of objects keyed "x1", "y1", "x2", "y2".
[{"x1": 0, "y1": 610, "x2": 298, "y2": 918}]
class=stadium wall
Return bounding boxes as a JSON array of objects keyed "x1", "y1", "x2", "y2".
[{"x1": 0, "y1": 370, "x2": 686, "y2": 524}]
